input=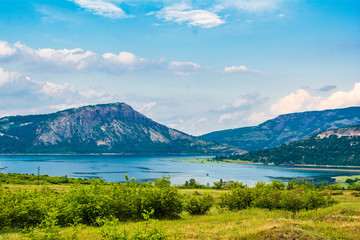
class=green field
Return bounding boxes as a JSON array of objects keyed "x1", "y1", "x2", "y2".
[
  {"x1": 1, "y1": 189, "x2": 359, "y2": 239},
  {"x1": 1, "y1": 173, "x2": 360, "y2": 239}
]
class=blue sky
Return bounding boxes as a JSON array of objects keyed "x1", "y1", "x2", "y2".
[{"x1": 0, "y1": 0, "x2": 359, "y2": 135}]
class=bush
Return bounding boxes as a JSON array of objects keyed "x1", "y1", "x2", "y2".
[
  {"x1": 184, "y1": 193, "x2": 214, "y2": 215},
  {"x1": 218, "y1": 187, "x2": 253, "y2": 211},
  {"x1": 326, "y1": 184, "x2": 343, "y2": 190},
  {"x1": 0, "y1": 178, "x2": 183, "y2": 229},
  {"x1": 348, "y1": 183, "x2": 360, "y2": 191},
  {"x1": 0, "y1": 187, "x2": 59, "y2": 229},
  {"x1": 218, "y1": 181, "x2": 335, "y2": 212}
]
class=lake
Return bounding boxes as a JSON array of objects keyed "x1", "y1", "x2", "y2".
[{"x1": 0, "y1": 155, "x2": 358, "y2": 186}]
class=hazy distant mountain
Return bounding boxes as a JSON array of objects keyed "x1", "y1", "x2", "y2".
[
  {"x1": 201, "y1": 107, "x2": 360, "y2": 152},
  {"x1": 225, "y1": 125, "x2": 360, "y2": 166},
  {"x1": 0, "y1": 103, "x2": 238, "y2": 155}
]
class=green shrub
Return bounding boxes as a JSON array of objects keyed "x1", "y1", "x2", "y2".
[
  {"x1": 59, "y1": 184, "x2": 113, "y2": 225},
  {"x1": 184, "y1": 193, "x2": 214, "y2": 215},
  {"x1": 218, "y1": 187, "x2": 253, "y2": 211},
  {"x1": 0, "y1": 187, "x2": 59, "y2": 229},
  {"x1": 348, "y1": 183, "x2": 360, "y2": 191},
  {"x1": 251, "y1": 181, "x2": 283, "y2": 209},
  {"x1": 218, "y1": 181, "x2": 335, "y2": 212},
  {"x1": 326, "y1": 184, "x2": 343, "y2": 190}
]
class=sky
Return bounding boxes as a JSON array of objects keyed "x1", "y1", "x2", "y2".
[{"x1": 0, "y1": 0, "x2": 359, "y2": 136}]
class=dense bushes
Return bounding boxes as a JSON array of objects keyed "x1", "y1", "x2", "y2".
[
  {"x1": 0, "y1": 177, "x2": 183, "y2": 229},
  {"x1": 219, "y1": 180, "x2": 336, "y2": 212},
  {"x1": 0, "y1": 187, "x2": 59, "y2": 229},
  {"x1": 0, "y1": 176, "x2": 340, "y2": 230}
]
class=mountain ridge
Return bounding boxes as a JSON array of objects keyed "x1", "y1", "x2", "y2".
[
  {"x1": 0, "y1": 102, "x2": 238, "y2": 155},
  {"x1": 221, "y1": 125, "x2": 360, "y2": 166},
  {"x1": 201, "y1": 106, "x2": 360, "y2": 151}
]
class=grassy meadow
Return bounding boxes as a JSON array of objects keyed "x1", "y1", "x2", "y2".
[{"x1": 0, "y1": 173, "x2": 360, "y2": 239}]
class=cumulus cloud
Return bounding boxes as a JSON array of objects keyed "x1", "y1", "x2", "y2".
[
  {"x1": 155, "y1": 3, "x2": 225, "y2": 28},
  {"x1": 72, "y1": 0, "x2": 128, "y2": 18},
  {"x1": 224, "y1": 65, "x2": 264, "y2": 75},
  {"x1": 0, "y1": 41, "x2": 204, "y2": 75},
  {"x1": 0, "y1": 41, "x2": 17, "y2": 57},
  {"x1": 168, "y1": 61, "x2": 200, "y2": 75},
  {"x1": 0, "y1": 68, "x2": 121, "y2": 117},
  {"x1": 246, "y1": 112, "x2": 270, "y2": 125},
  {"x1": 0, "y1": 41, "x2": 165, "y2": 73},
  {"x1": 270, "y1": 83, "x2": 360, "y2": 115}
]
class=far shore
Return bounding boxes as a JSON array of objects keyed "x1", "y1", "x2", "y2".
[{"x1": 162, "y1": 158, "x2": 360, "y2": 172}]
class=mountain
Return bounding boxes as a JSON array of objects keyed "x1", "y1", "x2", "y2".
[
  {"x1": 0, "y1": 103, "x2": 238, "y2": 155},
  {"x1": 201, "y1": 107, "x2": 360, "y2": 152},
  {"x1": 219, "y1": 125, "x2": 360, "y2": 166}
]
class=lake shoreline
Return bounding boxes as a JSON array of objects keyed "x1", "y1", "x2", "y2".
[{"x1": 162, "y1": 157, "x2": 360, "y2": 172}]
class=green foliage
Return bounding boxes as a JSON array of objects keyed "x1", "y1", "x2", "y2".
[
  {"x1": 184, "y1": 193, "x2": 214, "y2": 215},
  {"x1": 219, "y1": 181, "x2": 336, "y2": 212},
  {"x1": 326, "y1": 184, "x2": 343, "y2": 190},
  {"x1": 0, "y1": 187, "x2": 59, "y2": 229},
  {"x1": 218, "y1": 187, "x2": 253, "y2": 211},
  {"x1": 348, "y1": 183, "x2": 360, "y2": 191},
  {"x1": 97, "y1": 210, "x2": 175, "y2": 240},
  {"x1": 0, "y1": 176, "x2": 183, "y2": 230},
  {"x1": 0, "y1": 172, "x2": 97, "y2": 185}
]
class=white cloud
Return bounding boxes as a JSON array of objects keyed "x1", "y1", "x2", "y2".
[
  {"x1": 318, "y1": 83, "x2": 360, "y2": 110},
  {"x1": 0, "y1": 41, "x2": 204, "y2": 75},
  {"x1": 224, "y1": 65, "x2": 264, "y2": 75},
  {"x1": 168, "y1": 61, "x2": 200, "y2": 75},
  {"x1": 0, "y1": 41, "x2": 16, "y2": 57},
  {"x1": 197, "y1": 118, "x2": 208, "y2": 123},
  {"x1": 270, "y1": 83, "x2": 360, "y2": 115},
  {"x1": 233, "y1": 92, "x2": 267, "y2": 108},
  {"x1": 72, "y1": 0, "x2": 127, "y2": 18},
  {"x1": 219, "y1": 112, "x2": 242, "y2": 123},
  {"x1": 0, "y1": 68, "x2": 21, "y2": 86},
  {"x1": 278, "y1": 13, "x2": 285, "y2": 17},
  {"x1": 0, "y1": 68, "x2": 119, "y2": 117},
  {"x1": 141, "y1": 101, "x2": 157, "y2": 112},
  {"x1": 39, "y1": 82, "x2": 76, "y2": 96},
  {"x1": 246, "y1": 112, "x2": 270, "y2": 125},
  {"x1": 155, "y1": 3, "x2": 225, "y2": 28},
  {"x1": 0, "y1": 41, "x2": 160, "y2": 73},
  {"x1": 270, "y1": 89, "x2": 315, "y2": 115}
]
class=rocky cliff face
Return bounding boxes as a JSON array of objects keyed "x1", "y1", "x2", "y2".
[
  {"x1": 317, "y1": 126, "x2": 360, "y2": 139},
  {"x1": 0, "y1": 103, "x2": 237, "y2": 154},
  {"x1": 201, "y1": 107, "x2": 360, "y2": 151}
]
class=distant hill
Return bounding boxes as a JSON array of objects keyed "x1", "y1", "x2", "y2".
[
  {"x1": 217, "y1": 125, "x2": 360, "y2": 166},
  {"x1": 201, "y1": 107, "x2": 360, "y2": 151},
  {"x1": 0, "y1": 103, "x2": 238, "y2": 155}
]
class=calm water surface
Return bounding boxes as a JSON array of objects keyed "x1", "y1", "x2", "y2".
[{"x1": 0, "y1": 155, "x2": 355, "y2": 186}]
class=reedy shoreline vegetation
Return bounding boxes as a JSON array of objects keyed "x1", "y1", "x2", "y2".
[{"x1": 0, "y1": 173, "x2": 359, "y2": 239}]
